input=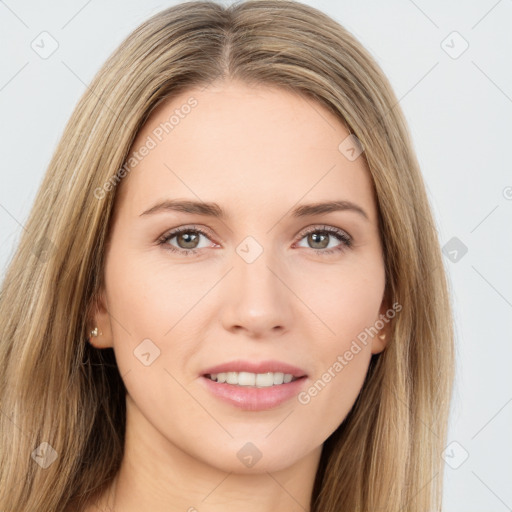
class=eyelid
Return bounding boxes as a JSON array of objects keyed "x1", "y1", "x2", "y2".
[
  {"x1": 158, "y1": 223, "x2": 351, "y2": 243},
  {"x1": 157, "y1": 225, "x2": 218, "y2": 246},
  {"x1": 293, "y1": 224, "x2": 352, "y2": 251},
  {"x1": 296, "y1": 224, "x2": 351, "y2": 240},
  {"x1": 159, "y1": 223, "x2": 213, "y2": 237}
]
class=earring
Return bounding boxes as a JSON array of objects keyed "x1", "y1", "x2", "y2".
[
  {"x1": 90, "y1": 327, "x2": 102, "y2": 338},
  {"x1": 378, "y1": 333, "x2": 386, "y2": 340}
]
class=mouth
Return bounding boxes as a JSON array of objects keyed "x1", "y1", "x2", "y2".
[
  {"x1": 199, "y1": 360, "x2": 308, "y2": 411},
  {"x1": 204, "y1": 371, "x2": 304, "y2": 387},
  {"x1": 200, "y1": 359, "x2": 307, "y2": 386}
]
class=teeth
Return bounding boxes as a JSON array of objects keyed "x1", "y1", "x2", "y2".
[
  {"x1": 226, "y1": 372, "x2": 238, "y2": 384},
  {"x1": 273, "y1": 372, "x2": 284, "y2": 385},
  {"x1": 207, "y1": 371, "x2": 298, "y2": 387},
  {"x1": 256, "y1": 373, "x2": 273, "y2": 387},
  {"x1": 238, "y1": 372, "x2": 256, "y2": 386}
]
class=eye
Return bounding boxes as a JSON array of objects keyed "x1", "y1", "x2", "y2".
[
  {"x1": 294, "y1": 225, "x2": 352, "y2": 256},
  {"x1": 157, "y1": 226, "x2": 217, "y2": 256},
  {"x1": 157, "y1": 224, "x2": 353, "y2": 257}
]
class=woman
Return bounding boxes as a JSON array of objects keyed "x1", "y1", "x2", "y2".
[{"x1": 0, "y1": 1, "x2": 455, "y2": 510}]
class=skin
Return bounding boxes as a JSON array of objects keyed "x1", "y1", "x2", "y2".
[{"x1": 85, "y1": 79, "x2": 389, "y2": 512}]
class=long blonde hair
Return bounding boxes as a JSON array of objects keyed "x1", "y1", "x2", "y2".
[{"x1": 0, "y1": 1, "x2": 455, "y2": 510}]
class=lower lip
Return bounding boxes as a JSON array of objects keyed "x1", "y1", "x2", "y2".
[{"x1": 200, "y1": 375, "x2": 308, "y2": 411}]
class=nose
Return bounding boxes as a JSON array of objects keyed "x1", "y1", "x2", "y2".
[{"x1": 220, "y1": 247, "x2": 294, "y2": 339}]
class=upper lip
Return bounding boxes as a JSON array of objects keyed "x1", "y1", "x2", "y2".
[{"x1": 201, "y1": 359, "x2": 307, "y2": 378}]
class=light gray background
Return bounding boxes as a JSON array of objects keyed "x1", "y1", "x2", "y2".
[{"x1": 1, "y1": 1, "x2": 511, "y2": 510}]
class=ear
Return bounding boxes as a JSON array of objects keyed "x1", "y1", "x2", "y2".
[
  {"x1": 371, "y1": 295, "x2": 392, "y2": 355},
  {"x1": 87, "y1": 288, "x2": 114, "y2": 349}
]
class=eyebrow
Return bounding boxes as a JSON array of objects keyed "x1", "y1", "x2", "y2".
[{"x1": 139, "y1": 199, "x2": 369, "y2": 221}]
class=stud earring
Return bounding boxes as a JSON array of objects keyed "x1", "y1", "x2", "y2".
[
  {"x1": 90, "y1": 327, "x2": 102, "y2": 338},
  {"x1": 378, "y1": 333, "x2": 386, "y2": 340}
]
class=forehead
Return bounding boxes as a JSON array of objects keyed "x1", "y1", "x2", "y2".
[{"x1": 114, "y1": 80, "x2": 377, "y2": 224}]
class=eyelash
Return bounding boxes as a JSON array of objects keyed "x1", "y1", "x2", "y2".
[{"x1": 157, "y1": 225, "x2": 352, "y2": 257}]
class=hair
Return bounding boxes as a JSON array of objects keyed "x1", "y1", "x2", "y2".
[{"x1": 0, "y1": 1, "x2": 455, "y2": 510}]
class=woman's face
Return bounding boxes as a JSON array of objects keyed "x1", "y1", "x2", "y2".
[{"x1": 93, "y1": 79, "x2": 388, "y2": 474}]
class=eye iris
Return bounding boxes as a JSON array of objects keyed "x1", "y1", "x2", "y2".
[
  {"x1": 177, "y1": 232, "x2": 199, "y2": 249},
  {"x1": 309, "y1": 232, "x2": 329, "y2": 249}
]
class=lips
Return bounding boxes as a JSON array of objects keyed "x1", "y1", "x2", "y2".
[
  {"x1": 199, "y1": 359, "x2": 308, "y2": 411},
  {"x1": 201, "y1": 359, "x2": 307, "y2": 378}
]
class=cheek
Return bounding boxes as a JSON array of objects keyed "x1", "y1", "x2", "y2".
[
  {"x1": 103, "y1": 253, "x2": 207, "y2": 438},
  {"x1": 103, "y1": 248, "x2": 215, "y2": 382},
  {"x1": 105, "y1": 245, "x2": 212, "y2": 335},
  {"x1": 295, "y1": 347, "x2": 372, "y2": 446},
  {"x1": 294, "y1": 253, "x2": 385, "y2": 344},
  {"x1": 289, "y1": 259, "x2": 384, "y2": 435}
]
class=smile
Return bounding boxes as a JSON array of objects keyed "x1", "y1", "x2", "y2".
[{"x1": 206, "y1": 371, "x2": 298, "y2": 387}]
